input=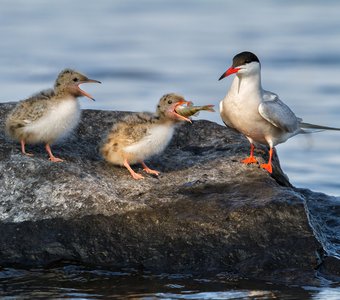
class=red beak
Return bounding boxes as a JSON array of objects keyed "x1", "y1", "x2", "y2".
[{"x1": 218, "y1": 67, "x2": 240, "y2": 81}]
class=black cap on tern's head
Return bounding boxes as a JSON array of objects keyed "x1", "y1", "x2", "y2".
[
  {"x1": 219, "y1": 51, "x2": 261, "y2": 81},
  {"x1": 232, "y1": 51, "x2": 260, "y2": 68}
]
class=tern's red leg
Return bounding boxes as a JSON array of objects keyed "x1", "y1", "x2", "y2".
[
  {"x1": 141, "y1": 161, "x2": 160, "y2": 176},
  {"x1": 260, "y1": 147, "x2": 273, "y2": 173},
  {"x1": 20, "y1": 140, "x2": 34, "y2": 156},
  {"x1": 241, "y1": 143, "x2": 258, "y2": 164},
  {"x1": 123, "y1": 158, "x2": 144, "y2": 180},
  {"x1": 45, "y1": 144, "x2": 64, "y2": 162}
]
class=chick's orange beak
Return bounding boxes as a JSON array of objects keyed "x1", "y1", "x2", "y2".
[
  {"x1": 78, "y1": 78, "x2": 101, "y2": 101},
  {"x1": 173, "y1": 100, "x2": 192, "y2": 123}
]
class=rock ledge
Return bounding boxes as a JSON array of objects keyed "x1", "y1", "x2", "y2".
[{"x1": 0, "y1": 103, "x2": 338, "y2": 284}]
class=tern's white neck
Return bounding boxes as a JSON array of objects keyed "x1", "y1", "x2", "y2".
[{"x1": 228, "y1": 70, "x2": 262, "y2": 98}]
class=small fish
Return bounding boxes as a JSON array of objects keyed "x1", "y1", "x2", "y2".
[{"x1": 175, "y1": 101, "x2": 215, "y2": 118}]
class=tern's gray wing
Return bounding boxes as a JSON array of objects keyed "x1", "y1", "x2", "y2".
[{"x1": 258, "y1": 91, "x2": 300, "y2": 133}]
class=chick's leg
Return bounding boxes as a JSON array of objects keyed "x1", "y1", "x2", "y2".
[
  {"x1": 20, "y1": 140, "x2": 34, "y2": 156},
  {"x1": 124, "y1": 158, "x2": 144, "y2": 180},
  {"x1": 141, "y1": 161, "x2": 160, "y2": 176},
  {"x1": 45, "y1": 144, "x2": 64, "y2": 162}
]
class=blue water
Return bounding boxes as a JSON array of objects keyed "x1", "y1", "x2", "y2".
[{"x1": 1, "y1": 0, "x2": 340, "y2": 298}]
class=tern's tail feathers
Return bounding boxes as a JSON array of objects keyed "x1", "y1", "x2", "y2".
[{"x1": 300, "y1": 122, "x2": 340, "y2": 132}]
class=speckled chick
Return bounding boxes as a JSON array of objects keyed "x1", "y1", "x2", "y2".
[
  {"x1": 101, "y1": 93, "x2": 191, "y2": 179},
  {"x1": 5, "y1": 69, "x2": 101, "y2": 162}
]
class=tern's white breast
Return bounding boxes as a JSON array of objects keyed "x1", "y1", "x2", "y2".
[
  {"x1": 24, "y1": 98, "x2": 81, "y2": 143},
  {"x1": 124, "y1": 124, "x2": 175, "y2": 163}
]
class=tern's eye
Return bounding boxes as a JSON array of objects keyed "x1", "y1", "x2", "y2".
[
  {"x1": 168, "y1": 100, "x2": 172, "y2": 104},
  {"x1": 244, "y1": 60, "x2": 251, "y2": 64},
  {"x1": 73, "y1": 78, "x2": 79, "y2": 82}
]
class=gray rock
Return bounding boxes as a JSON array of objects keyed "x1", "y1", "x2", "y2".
[{"x1": 0, "y1": 103, "x2": 338, "y2": 284}]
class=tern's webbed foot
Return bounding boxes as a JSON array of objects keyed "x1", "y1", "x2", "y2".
[
  {"x1": 241, "y1": 156, "x2": 258, "y2": 164},
  {"x1": 260, "y1": 163, "x2": 273, "y2": 173}
]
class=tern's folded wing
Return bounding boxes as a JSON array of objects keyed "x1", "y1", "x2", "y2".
[{"x1": 258, "y1": 92, "x2": 299, "y2": 133}]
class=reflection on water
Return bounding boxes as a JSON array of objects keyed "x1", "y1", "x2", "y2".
[{"x1": 0, "y1": 265, "x2": 339, "y2": 299}]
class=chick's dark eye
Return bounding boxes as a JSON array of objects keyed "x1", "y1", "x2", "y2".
[
  {"x1": 168, "y1": 100, "x2": 172, "y2": 104},
  {"x1": 73, "y1": 78, "x2": 79, "y2": 82}
]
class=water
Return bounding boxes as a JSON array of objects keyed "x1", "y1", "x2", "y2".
[
  {"x1": 0, "y1": 265, "x2": 339, "y2": 299},
  {"x1": 0, "y1": 0, "x2": 340, "y2": 298}
]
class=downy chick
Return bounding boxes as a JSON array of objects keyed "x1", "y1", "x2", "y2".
[
  {"x1": 6, "y1": 69, "x2": 101, "y2": 162},
  {"x1": 101, "y1": 93, "x2": 191, "y2": 179}
]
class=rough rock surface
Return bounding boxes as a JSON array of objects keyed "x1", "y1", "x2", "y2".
[{"x1": 0, "y1": 103, "x2": 338, "y2": 284}]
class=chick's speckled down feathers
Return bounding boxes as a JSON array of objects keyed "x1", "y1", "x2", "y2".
[
  {"x1": 5, "y1": 69, "x2": 100, "y2": 162},
  {"x1": 6, "y1": 89, "x2": 59, "y2": 142},
  {"x1": 6, "y1": 69, "x2": 101, "y2": 144},
  {"x1": 101, "y1": 93, "x2": 189, "y2": 170}
]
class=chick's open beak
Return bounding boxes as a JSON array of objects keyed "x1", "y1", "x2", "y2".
[
  {"x1": 173, "y1": 100, "x2": 192, "y2": 123},
  {"x1": 78, "y1": 78, "x2": 101, "y2": 101}
]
